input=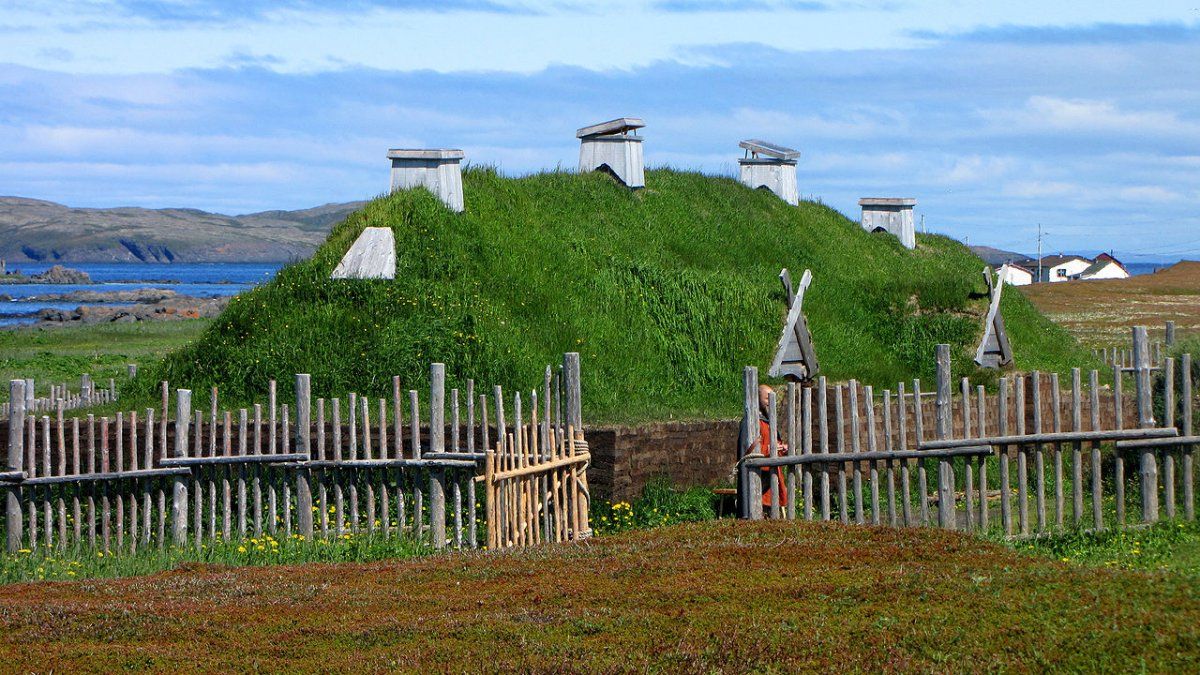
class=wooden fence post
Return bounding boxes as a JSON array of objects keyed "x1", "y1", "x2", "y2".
[
  {"x1": 6, "y1": 380, "x2": 25, "y2": 552},
  {"x1": 1166, "y1": 321, "x2": 1177, "y2": 347},
  {"x1": 564, "y1": 353, "x2": 582, "y2": 438},
  {"x1": 740, "y1": 366, "x2": 762, "y2": 520},
  {"x1": 563, "y1": 352, "x2": 590, "y2": 535},
  {"x1": 1183, "y1": 353, "x2": 1194, "y2": 521},
  {"x1": 429, "y1": 364, "x2": 447, "y2": 549},
  {"x1": 295, "y1": 374, "x2": 313, "y2": 539},
  {"x1": 1133, "y1": 326, "x2": 1159, "y2": 523},
  {"x1": 172, "y1": 389, "x2": 192, "y2": 545},
  {"x1": 935, "y1": 345, "x2": 955, "y2": 529}
]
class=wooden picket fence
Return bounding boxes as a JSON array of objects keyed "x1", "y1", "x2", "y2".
[
  {"x1": 0, "y1": 354, "x2": 590, "y2": 554},
  {"x1": 0, "y1": 371, "x2": 126, "y2": 420},
  {"x1": 1093, "y1": 319, "x2": 1177, "y2": 372},
  {"x1": 740, "y1": 326, "x2": 1197, "y2": 535}
]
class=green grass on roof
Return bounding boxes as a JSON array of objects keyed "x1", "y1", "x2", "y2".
[{"x1": 141, "y1": 167, "x2": 1090, "y2": 423}]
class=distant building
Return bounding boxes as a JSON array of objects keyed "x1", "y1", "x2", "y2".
[
  {"x1": 1000, "y1": 264, "x2": 1034, "y2": 286},
  {"x1": 1077, "y1": 253, "x2": 1130, "y2": 281},
  {"x1": 1038, "y1": 255, "x2": 1092, "y2": 283}
]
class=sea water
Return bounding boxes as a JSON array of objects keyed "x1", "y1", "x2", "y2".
[{"x1": 0, "y1": 262, "x2": 282, "y2": 327}]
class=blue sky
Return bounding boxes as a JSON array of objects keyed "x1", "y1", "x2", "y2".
[{"x1": 1, "y1": 1, "x2": 1198, "y2": 259}]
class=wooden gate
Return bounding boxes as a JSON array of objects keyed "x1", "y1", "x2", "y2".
[{"x1": 484, "y1": 354, "x2": 591, "y2": 550}]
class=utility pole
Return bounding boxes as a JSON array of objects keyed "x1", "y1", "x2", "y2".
[{"x1": 1036, "y1": 224, "x2": 1044, "y2": 283}]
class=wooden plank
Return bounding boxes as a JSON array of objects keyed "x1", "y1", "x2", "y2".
[
  {"x1": 172, "y1": 389, "x2": 192, "y2": 545},
  {"x1": 1115, "y1": 364, "x2": 1126, "y2": 527},
  {"x1": 1016, "y1": 375, "x2": 1029, "y2": 535},
  {"x1": 883, "y1": 389, "x2": 897, "y2": 526},
  {"x1": 576, "y1": 117, "x2": 644, "y2": 138},
  {"x1": 865, "y1": 385, "x2": 880, "y2": 525},
  {"x1": 363, "y1": 395, "x2": 375, "y2": 537},
  {"x1": 1089, "y1": 370, "x2": 1104, "y2": 530},
  {"x1": 1051, "y1": 372, "x2": 1064, "y2": 529},
  {"x1": 255, "y1": 403, "x2": 265, "y2": 537},
  {"x1": 802, "y1": 385, "x2": 814, "y2": 522},
  {"x1": 222, "y1": 411, "x2": 232, "y2": 541},
  {"x1": 976, "y1": 384, "x2": 988, "y2": 531},
  {"x1": 768, "y1": 390, "x2": 780, "y2": 520},
  {"x1": 332, "y1": 397, "x2": 344, "y2": 538},
  {"x1": 1183, "y1": 354, "x2": 1195, "y2": 522},
  {"x1": 430, "y1": 364, "x2": 447, "y2": 548},
  {"x1": 745, "y1": 446, "x2": 992, "y2": 467},
  {"x1": 1032, "y1": 372, "x2": 1047, "y2": 533},
  {"x1": 410, "y1": 389, "x2": 422, "y2": 536},
  {"x1": 6, "y1": 380, "x2": 25, "y2": 552},
  {"x1": 786, "y1": 382, "x2": 797, "y2": 521},
  {"x1": 1071, "y1": 369, "x2": 1084, "y2": 526},
  {"x1": 739, "y1": 138, "x2": 800, "y2": 160},
  {"x1": 914, "y1": 379, "x2": 930, "y2": 526},
  {"x1": 1134, "y1": 326, "x2": 1159, "y2": 523},
  {"x1": 379, "y1": 398, "x2": 390, "y2": 535},
  {"x1": 282, "y1": 404, "x2": 292, "y2": 537},
  {"x1": 919, "y1": 427, "x2": 1178, "y2": 450},
  {"x1": 1164, "y1": 358, "x2": 1177, "y2": 520},
  {"x1": 740, "y1": 367, "x2": 762, "y2": 520},
  {"x1": 835, "y1": 384, "x2": 848, "y2": 524},
  {"x1": 849, "y1": 382, "x2": 863, "y2": 525},
  {"x1": 818, "y1": 377, "x2": 831, "y2": 521},
  {"x1": 960, "y1": 378, "x2": 974, "y2": 532},
  {"x1": 935, "y1": 350, "x2": 958, "y2": 530},
  {"x1": 898, "y1": 381, "x2": 911, "y2": 527}
]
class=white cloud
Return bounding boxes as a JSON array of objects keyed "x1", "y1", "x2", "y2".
[{"x1": 981, "y1": 96, "x2": 1200, "y2": 138}]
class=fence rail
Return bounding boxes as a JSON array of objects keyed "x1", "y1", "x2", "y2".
[
  {"x1": 740, "y1": 326, "x2": 1196, "y2": 535},
  {"x1": 2, "y1": 355, "x2": 589, "y2": 555}
]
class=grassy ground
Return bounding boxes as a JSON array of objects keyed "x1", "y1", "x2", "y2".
[
  {"x1": 0, "y1": 321, "x2": 209, "y2": 405},
  {"x1": 0, "y1": 531, "x2": 429, "y2": 584},
  {"x1": 1021, "y1": 260, "x2": 1200, "y2": 347},
  {"x1": 1016, "y1": 519, "x2": 1200, "y2": 576},
  {"x1": 0, "y1": 520, "x2": 1196, "y2": 672},
  {"x1": 137, "y1": 168, "x2": 1090, "y2": 423}
]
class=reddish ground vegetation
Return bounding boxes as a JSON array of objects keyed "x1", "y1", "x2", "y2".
[
  {"x1": 1021, "y1": 261, "x2": 1200, "y2": 346},
  {"x1": 0, "y1": 520, "x2": 1197, "y2": 672}
]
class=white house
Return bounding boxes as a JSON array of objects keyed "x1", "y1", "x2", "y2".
[
  {"x1": 1000, "y1": 264, "x2": 1034, "y2": 286},
  {"x1": 1077, "y1": 253, "x2": 1130, "y2": 281},
  {"x1": 1039, "y1": 255, "x2": 1092, "y2": 283}
]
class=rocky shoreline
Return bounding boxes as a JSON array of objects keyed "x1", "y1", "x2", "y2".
[
  {"x1": 34, "y1": 296, "x2": 230, "y2": 325},
  {"x1": 0, "y1": 264, "x2": 93, "y2": 285},
  {"x1": 1, "y1": 288, "x2": 230, "y2": 326}
]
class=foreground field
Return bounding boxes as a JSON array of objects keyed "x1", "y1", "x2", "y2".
[
  {"x1": 0, "y1": 320, "x2": 209, "y2": 405},
  {"x1": 1, "y1": 520, "x2": 1197, "y2": 672},
  {"x1": 1021, "y1": 260, "x2": 1200, "y2": 346}
]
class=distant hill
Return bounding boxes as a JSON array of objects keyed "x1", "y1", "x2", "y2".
[
  {"x1": 0, "y1": 197, "x2": 368, "y2": 263},
  {"x1": 969, "y1": 245, "x2": 1034, "y2": 267}
]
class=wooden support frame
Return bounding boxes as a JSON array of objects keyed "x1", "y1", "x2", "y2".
[
  {"x1": 975, "y1": 265, "x2": 1014, "y2": 369},
  {"x1": 770, "y1": 268, "x2": 819, "y2": 382}
]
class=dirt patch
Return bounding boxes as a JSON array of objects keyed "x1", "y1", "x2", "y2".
[{"x1": 1020, "y1": 260, "x2": 1200, "y2": 346}]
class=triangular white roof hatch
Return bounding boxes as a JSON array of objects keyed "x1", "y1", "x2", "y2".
[
  {"x1": 769, "y1": 268, "x2": 820, "y2": 382},
  {"x1": 975, "y1": 265, "x2": 1014, "y2": 369},
  {"x1": 331, "y1": 227, "x2": 396, "y2": 280}
]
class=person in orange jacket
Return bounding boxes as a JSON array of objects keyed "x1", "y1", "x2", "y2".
[{"x1": 755, "y1": 384, "x2": 788, "y2": 508}]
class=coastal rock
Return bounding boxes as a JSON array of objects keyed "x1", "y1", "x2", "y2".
[
  {"x1": 36, "y1": 295, "x2": 230, "y2": 325},
  {"x1": 32, "y1": 265, "x2": 92, "y2": 284},
  {"x1": 0, "y1": 265, "x2": 92, "y2": 285}
]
